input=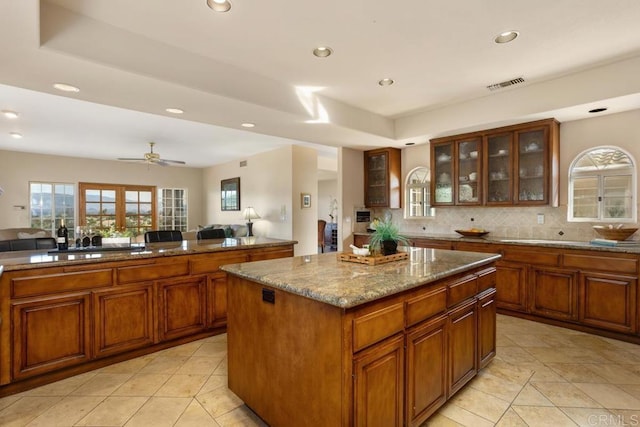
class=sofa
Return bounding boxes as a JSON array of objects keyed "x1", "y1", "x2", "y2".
[
  {"x1": 0, "y1": 228, "x2": 56, "y2": 252},
  {"x1": 183, "y1": 224, "x2": 249, "y2": 240}
]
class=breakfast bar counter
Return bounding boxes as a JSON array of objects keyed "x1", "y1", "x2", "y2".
[
  {"x1": 222, "y1": 248, "x2": 500, "y2": 427},
  {"x1": 0, "y1": 237, "x2": 295, "y2": 396}
]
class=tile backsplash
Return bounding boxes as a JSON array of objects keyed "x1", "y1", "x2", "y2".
[{"x1": 369, "y1": 205, "x2": 639, "y2": 241}]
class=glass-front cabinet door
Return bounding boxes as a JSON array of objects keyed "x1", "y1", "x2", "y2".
[
  {"x1": 486, "y1": 132, "x2": 513, "y2": 204},
  {"x1": 432, "y1": 143, "x2": 454, "y2": 205},
  {"x1": 456, "y1": 138, "x2": 481, "y2": 205},
  {"x1": 516, "y1": 127, "x2": 548, "y2": 204}
]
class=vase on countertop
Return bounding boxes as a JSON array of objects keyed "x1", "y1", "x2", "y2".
[{"x1": 381, "y1": 240, "x2": 397, "y2": 256}]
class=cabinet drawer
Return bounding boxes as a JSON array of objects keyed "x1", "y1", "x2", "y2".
[
  {"x1": 353, "y1": 303, "x2": 404, "y2": 352},
  {"x1": 412, "y1": 239, "x2": 452, "y2": 250},
  {"x1": 405, "y1": 286, "x2": 447, "y2": 327},
  {"x1": 563, "y1": 254, "x2": 637, "y2": 274},
  {"x1": 118, "y1": 259, "x2": 190, "y2": 284},
  {"x1": 477, "y1": 267, "x2": 497, "y2": 292},
  {"x1": 502, "y1": 249, "x2": 560, "y2": 266},
  {"x1": 11, "y1": 269, "x2": 113, "y2": 298},
  {"x1": 447, "y1": 274, "x2": 478, "y2": 307},
  {"x1": 190, "y1": 252, "x2": 249, "y2": 274}
]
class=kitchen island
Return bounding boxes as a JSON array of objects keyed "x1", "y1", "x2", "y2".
[
  {"x1": 0, "y1": 237, "x2": 295, "y2": 396},
  {"x1": 222, "y1": 247, "x2": 500, "y2": 427}
]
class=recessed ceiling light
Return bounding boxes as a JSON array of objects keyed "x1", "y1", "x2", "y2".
[
  {"x1": 9, "y1": 132, "x2": 23, "y2": 139},
  {"x1": 241, "y1": 122, "x2": 255, "y2": 128},
  {"x1": 313, "y1": 46, "x2": 333, "y2": 58},
  {"x1": 165, "y1": 108, "x2": 184, "y2": 114},
  {"x1": 378, "y1": 78, "x2": 394, "y2": 86},
  {"x1": 53, "y1": 83, "x2": 80, "y2": 93},
  {"x1": 206, "y1": 0, "x2": 231, "y2": 12},
  {"x1": 494, "y1": 31, "x2": 519, "y2": 44},
  {"x1": 588, "y1": 107, "x2": 608, "y2": 113},
  {"x1": 2, "y1": 110, "x2": 19, "y2": 119}
]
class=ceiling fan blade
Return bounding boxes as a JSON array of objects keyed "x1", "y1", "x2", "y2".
[
  {"x1": 159, "y1": 159, "x2": 186, "y2": 165},
  {"x1": 117, "y1": 157, "x2": 147, "y2": 161}
]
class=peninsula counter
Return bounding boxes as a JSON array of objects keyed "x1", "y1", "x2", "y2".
[
  {"x1": 222, "y1": 247, "x2": 501, "y2": 427},
  {"x1": 0, "y1": 237, "x2": 295, "y2": 396}
]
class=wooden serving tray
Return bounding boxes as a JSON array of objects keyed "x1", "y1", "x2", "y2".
[{"x1": 338, "y1": 251, "x2": 408, "y2": 266}]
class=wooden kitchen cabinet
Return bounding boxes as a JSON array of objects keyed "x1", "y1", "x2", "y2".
[
  {"x1": 580, "y1": 272, "x2": 637, "y2": 334},
  {"x1": 431, "y1": 137, "x2": 482, "y2": 206},
  {"x1": 0, "y1": 241, "x2": 294, "y2": 394},
  {"x1": 353, "y1": 334, "x2": 405, "y2": 427},
  {"x1": 529, "y1": 267, "x2": 579, "y2": 321},
  {"x1": 93, "y1": 284, "x2": 154, "y2": 358},
  {"x1": 12, "y1": 293, "x2": 92, "y2": 380},
  {"x1": 431, "y1": 118, "x2": 559, "y2": 207},
  {"x1": 447, "y1": 298, "x2": 477, "y2": 397},
  {"x1": 157, "y1": 276, "x2": 208, "y2": 341},
  {"x1": 406, "y1": 315, "x2": 447, "y2": 426},
  {"x1": 207, "y1": 273, "x2": 228, "y2": 328},
  {"x1": 477, "y1": 288, "x2": 497, "y2": 369},
  {"x1": 495, "y1": 261, "x2": 528, "y2": 312},
  {"x1": 364, "y1": 147, "x2": 402, "y2": 208}
]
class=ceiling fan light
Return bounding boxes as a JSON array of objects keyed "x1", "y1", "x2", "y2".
[{"x1": 207, "y1": 0, "x2": 231, "y2": 12}]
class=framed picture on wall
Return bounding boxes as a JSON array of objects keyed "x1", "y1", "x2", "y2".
[
  {"x1": 221, "y1": 177, "x2": 240, "y2": 211},
  {"x1": 301, "y1": 193, "x2": 311, "y2": 209}
]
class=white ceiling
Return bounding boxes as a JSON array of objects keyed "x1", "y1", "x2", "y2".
[{"x1": 1, "y1": 0, "x2": 640, "y2": 169}]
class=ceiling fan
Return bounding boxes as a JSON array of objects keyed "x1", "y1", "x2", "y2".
[{"x1": 117, "y1": 142, "x2": 186, "y2": 166}]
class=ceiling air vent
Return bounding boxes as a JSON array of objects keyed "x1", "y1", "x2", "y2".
[{"x1": 486, "y1": 77, "x2": 525, "y2": 91}]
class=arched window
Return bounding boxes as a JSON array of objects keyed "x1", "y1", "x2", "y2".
[
  {"x1": 568, "y1": 146, "x2": 636, "y2": 222},
  {"x1": 405, "y1": 167, "x2": 434, "y2": 218}
]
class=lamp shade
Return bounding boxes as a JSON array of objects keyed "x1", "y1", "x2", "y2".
[{"x1": 242, "y1": 207, "x2": 260, "y2": 221}]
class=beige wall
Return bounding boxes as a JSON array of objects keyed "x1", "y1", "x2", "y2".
[
  {"x1": 0, "y1": 150, "x2": 203, "y2": 230},
  {"x1": 202, "y1": 145, "x2": 320, "y2": 255},
  {"x1": 292, "y1": 145, "x2": 319, "y2": 255},
  {"x1": 338, "y1": 147, "x2": 365, "y2": 250},
  {"x1": 202, "y1": 146, "x2": 293, "y2": 240}
]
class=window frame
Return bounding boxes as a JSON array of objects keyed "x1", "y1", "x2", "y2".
[
  {"x1": 29, "y1": 181, "x2": 76, "y2": 238},
  {"x1": 568, "y1": 146, "x2": 637, "y2": 223},
  {"x1": 79, "y1": 182, "x2": 157, "y2": 238},
  {"x1": 158, "y1": 188, "x2": 188, "y2": 231},
  {"x1": 404, "y1": 166, "x2": 434, "y2": 219}
]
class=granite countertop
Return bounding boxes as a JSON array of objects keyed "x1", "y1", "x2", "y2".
[
  {"x1": 221, "y1": 247, "x2": 501, "y2": 309},
  {"x1": 354, "y1": 232, "x2": 640, "y2": 254},
  {"x1": 0, "y1": 237, "x2": 297, "y2": 272}
]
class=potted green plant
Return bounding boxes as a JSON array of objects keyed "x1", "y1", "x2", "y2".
[{"x1": 368, "y1": 219, "x2": 410, "y2": 255}]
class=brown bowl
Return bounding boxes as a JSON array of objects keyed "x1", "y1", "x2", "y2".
[
  {"x1": 593, "y1": 226, "x2": 638, "y2": 241},
  {"x1": 455, "y1": 229, "x2": 489, "y2": 238}
]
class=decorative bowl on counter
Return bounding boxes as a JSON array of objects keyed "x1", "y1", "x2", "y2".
[
  {"x1": 593, "y1": 226, "x2": 638, "y2": 241},
  {"x1": 455, "y1": 229, "x2": 489, "y2": 237}
]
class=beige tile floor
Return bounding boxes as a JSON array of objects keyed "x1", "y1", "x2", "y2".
[{"x1": 0, "y1": 315, "x2": 639, "y2": 426}]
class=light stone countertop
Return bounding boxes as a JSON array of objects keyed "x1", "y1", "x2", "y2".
[
  {"x1": 0, "y1": 237, "x2": 296, "y2": 272},
  {"x1": 221, "y1": 247, "x2": 501, "y2": 309},
  {"x1": 354, "y1": 232, "x2": 640, "y2": 254}
]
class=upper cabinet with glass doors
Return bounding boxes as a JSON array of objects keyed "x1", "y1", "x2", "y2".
[{"x1": 431, "y1": 118, "x2": 560, "y2": 207}]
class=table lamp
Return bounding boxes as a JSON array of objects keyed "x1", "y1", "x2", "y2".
[{"x1": 242, "y1": 206, "x2": 260, "y2": 236}]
